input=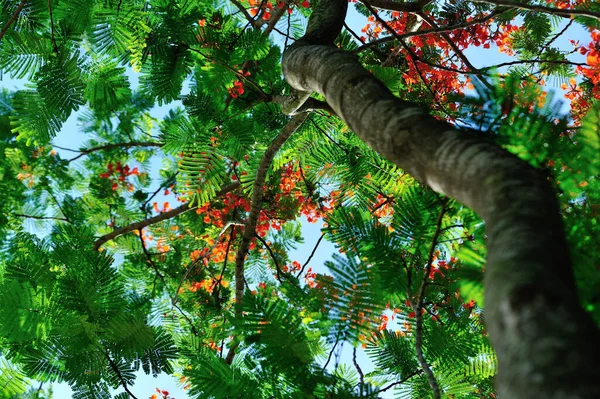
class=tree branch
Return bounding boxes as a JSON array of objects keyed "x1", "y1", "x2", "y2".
[
  {"x1": 137, "y1": 230, "x2": 200, "y2": 336},
  {"x1": 297, "y1": 232, "x2": 325, "y2": 278},
  {"x1": 416, "y1": 12, "x2": 493, "y2": 90},
  {"x1": 225, "y1": 113, "x2": 308, "y2": 364},
  {"x1": 283, "y1": 0, "x2": 600, "y2": 396},
  {"x1": 412, "y1": 200, "x2": 447, "y2": 399},
  {"x1": 375, "y1": 370, "x2": 422, "y2": 394},
  {"x1": 254, "y1": 233, "x2": 284, "y2": 281},
  {"x1": 105, "y1": 349, "x2": 138, "y2": 399},
  {"x1": 13, "y1": 213, "x2": 70, "y2": 222},
  {"x1": 68, "y1": 141, "x2": 163, "y2": 162},
  {"x1": 93, "y1": 182, "x2": 240, "y2": 250},
  {"x1": 0, "y1": 0, "x2": 27, "y2": 42},
  {"x1": 47, "y1": 0, "x2": 58, "y2": 53},
  {"x1": 352, "y1": 347, "x2": 365, "y2": 396},
  {"x1": 362, "y1": 0, "x2": 431, "y2": 13},
  {"x1": 470, "y1": 0, "x2": 600, "y2": 21},
  {"x1": 355, "y1": 7, "x2": 508, "y2": 53}
]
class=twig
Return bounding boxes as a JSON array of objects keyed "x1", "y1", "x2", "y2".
[
  {"x1": 480, "y1": 58, "x2": 587, "y2": 71},
  {"x1": 264, "y1": 0, "x2": 288, "y2": 36},
  {"x1": 470, "y1": 0, "x2": 600, "y2": 21},
  {"x1": 363, "y1": 0, "x2": 431, "y2": 13},
  {"x1": 0, "y1": 0, "x2": 27, "y2": 42},
  {"x1": 68, "y1": 141, "x2": 163, "y2": 162},
  {"x1": 213, "y1": 226, "x2": 237, "y2": 309},
  {"x1": 173, "y1": 221, "x2": 243, "y2": 305},
  {"x1": 47, "y1": 0, "x2": 58, "y2": 53},
  {"x1": 105, "y1": 349, "x2": 138, "y2": 399},
  {"x1": 363, "y1": 1, "x2": 452, "y2": 116},
  {"x1": 375, "y1": 370, "x2": 422, "y2": 394},
  {"x1": 137, "y1": 230, "x2": 199, "y2": 336},
  {"x1": 417, "y1": 12, "x2": 493, "y2": 90},
  {"x1": 13, "y1": 213, "x2": 69, "y2": 222},
  {"x1": 412, "y1": 200, "x2": 447, "y2": 399},
  {"x1": 297, "y1": 232, "x2": 325, "y2": 278},
  {"x1": 322, "y1": 335, "x2": 340, "y2": 371},
  {"x1": 254, "y1": 233, "x2": 285, "y2": 281},
  {"x1": 355, "y1": 8, "x2": 507, "y2": 53},
  {"x1": 353, "y1": 347, "x2": 365, "y2": 396},
  {"x1": 225, "y1": 113, "x2": 309, "y2": 364},
  {"x1": 93, "y1": 182, "x2": 240, "y2": 250},
  {"x1": 141, "y1": 172, "x2": 178, "y2": 210},
  {"x1": 229, "y1": 0, "x2": 265, "y2": 29}
]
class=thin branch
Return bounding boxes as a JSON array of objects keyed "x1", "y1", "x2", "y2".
[
  {"x1": 363, "y1": 0, "x2": 431, "y2": 13},
  {"x1": 264, "y1": 0, "x2": 288, "y2": 36},
  {"x1": 480, "y1": 58, "x2": 587, "y2": 71},
  {"x1": 229, "y1": 0, "x2": 265, "y2": 29},
  {"x1": 470, "y1": 0, "x2": 600, "y2": 21},
  {"x1": 412, "y1": 200, "x2": 447, "y2": 399},
  {"x1": 355, "y1": 8, "x2": 508, "y2": 53},
  {"x1": 47, "y1": 0, "x2": 58, "y2": 53},
  {"x1": 417, "y1": 12, "x2": 493, "y2": 90},
  {"x1": 322, "y1": 335, "x2": 340, "y2": 371},
  {"x1": 105, "y1": 349, "x2": 138, "y2": 399},
  {"x1": 375, "y1": 370, "x2": 422, "y2": 394},
  {"x1": 93, "y1": 182, "x2": 240, "y2": 250},
  {"x1": 353, "y1": 347, "x2": 365, "y2": 396},
  {"x1": 225, "y1": 113, "x2": 309, "y2": 364},
  {"x1": 138, "y1": 230, "x2": 199, "y2": 336},
  {"x1": 362, "y1": 1, "x2": 452, "y2": 116},
  {"x1": 142, "y1": 172, "x2": 178, "y2": 210},
  {"x1": 213, "y1": 225, "x2": 237, "y2": 309},
  {"x1": 254, "y1": 233, "x2": 285, "y2": 281},
  {"x1": 308, "y1": 117, "x2": 347, "y2": 153},
  {"x1": 174, "y1": 221, "x2": 243, "y2": 305},
  {"x1": 52, "y1": 144, "x2": 80, "y2": 153},
  {"x1": 47, "y1": 189, "x2": 71, "y2": 223},
  {"x1": 13, "y1": 213, "x2": 69, "y2": 222},
  {"x1": 68, "y1": 141, "x2": 163, "y2": 162},
  {"x1": 0, "y1": 0, "x2": 27, "y2": 42},
  {"x1": 297, "y1": 232, "x2": 325, "y2": 278}
]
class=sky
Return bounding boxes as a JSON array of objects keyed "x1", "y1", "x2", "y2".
[{"x1": 0, "y1": 2, "x2": 593, "y2": 399}]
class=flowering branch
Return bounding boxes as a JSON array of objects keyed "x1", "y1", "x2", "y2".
[
  {"x1": 470, "y1": 0, "x2": 600, "y2": 21},
  {"x1": 93, "y1": 182, "x2": 240, "y2": 250}
]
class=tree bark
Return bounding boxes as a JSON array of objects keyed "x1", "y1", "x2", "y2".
[{"x1": 281, "y1": 0, "x2": 600, "y2": 397}]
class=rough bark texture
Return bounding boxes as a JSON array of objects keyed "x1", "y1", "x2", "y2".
[{"x1": 282, "y1": 0, "x2": 600, "y2": 397}]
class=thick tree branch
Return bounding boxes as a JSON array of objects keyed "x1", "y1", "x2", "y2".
[
  {"x1": 225, "y1": 113, "x2": 308, "y2": 364},
  {"x1": 283, "y1": 0, "x2": 600, "y2": 397},
  {"x1": 470, "y1": 0, "x2": 600, "y2": 21},
  {"x1": 0, "y1": 0, "x2": 27, "y2": 42},
  {"x1": 93, "y1": 182, "x2": 240, "y2": 250}
]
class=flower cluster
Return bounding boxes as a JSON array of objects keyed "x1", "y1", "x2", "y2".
[{"x1": 99, "y1": 162, "x2": 140, "y2": 191}]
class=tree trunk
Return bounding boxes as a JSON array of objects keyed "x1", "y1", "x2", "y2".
[{"x1": 281, "y1": 0, "x2": 600, "y2": 396}]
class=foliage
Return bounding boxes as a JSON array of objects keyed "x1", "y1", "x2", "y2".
[{"x1": 0, "y1": 0, "x2": 599, "y2": 398}]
